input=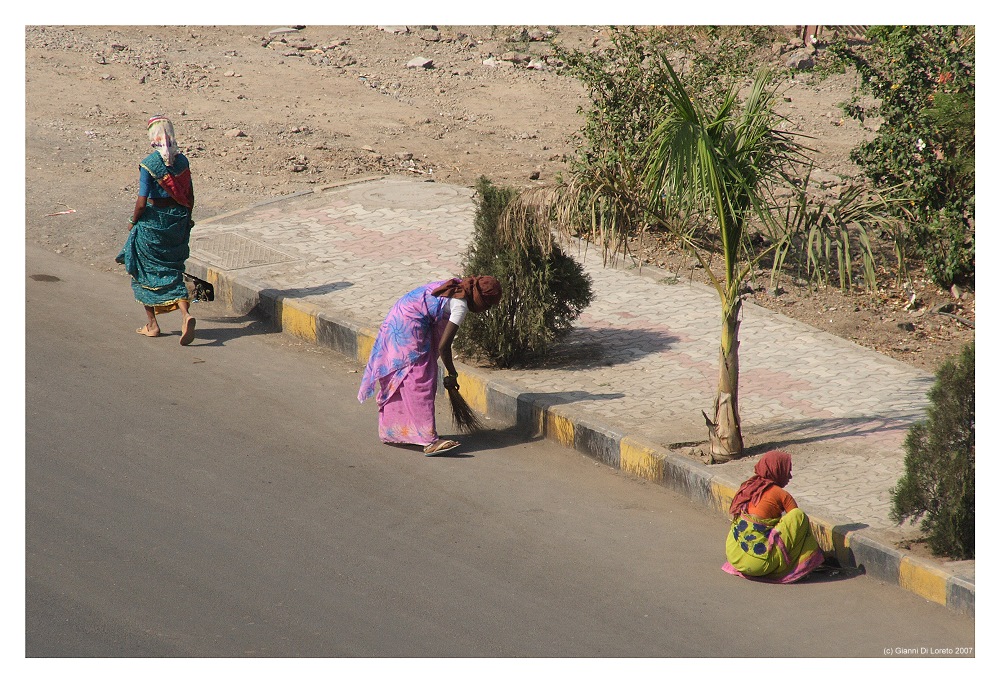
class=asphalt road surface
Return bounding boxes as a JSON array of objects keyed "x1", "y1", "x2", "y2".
[{"x1": 25, "y1": 244, "x2": 975, "y2": 661}]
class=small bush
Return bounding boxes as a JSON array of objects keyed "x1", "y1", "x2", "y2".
[
  {"x1": 456, "y1": 177, "x2": 593, "y2": 368},
  {"x1": 915, "y1": 209, "x2": 975, "y2": 288},
  {"x1": 890, "y1": 342, "x2": 975, "y2": 559}
]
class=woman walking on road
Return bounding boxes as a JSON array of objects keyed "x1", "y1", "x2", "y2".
[
  {"x1": 723, "y1": 450, "x2": 826, "y2": 583},
  {"x1": 358, "y1": 276, "x2": 502, "y2": 455},
  {"x1": 116, "y1": 114, "x2": 197, "y2": 345}
]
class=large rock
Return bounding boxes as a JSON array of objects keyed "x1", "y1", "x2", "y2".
[{"x1": 785, "y1": 50, "x2": 815, "y2": 70}]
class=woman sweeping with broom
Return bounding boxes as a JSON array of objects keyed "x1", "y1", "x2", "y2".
[{"x1": 358, "y1": 276, "x2": 502, "y2": 455}]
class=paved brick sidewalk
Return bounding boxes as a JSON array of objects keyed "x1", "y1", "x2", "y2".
[{"x1": 187, "y1": 176, "x2": 973, "y2": 614}]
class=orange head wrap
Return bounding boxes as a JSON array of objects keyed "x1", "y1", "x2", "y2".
[{"x1": 728, "y1": 450, "x2": 793, "y2": 517}]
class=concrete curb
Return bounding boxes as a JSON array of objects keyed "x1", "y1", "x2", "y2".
[{"x1": 186, "y1": 245, "x2": 974, "y2": 620}]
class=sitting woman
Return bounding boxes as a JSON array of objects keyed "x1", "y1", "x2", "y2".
[
  {"x1": 358, "y1": 276, "x2": 502, "y2": 456},
  {"x1": 723, "y1": 450, "x2": 826, "y2": 583}
]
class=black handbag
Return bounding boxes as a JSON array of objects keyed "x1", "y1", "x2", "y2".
[{"x1": 184, "y1": 273, "x2": 215, "y2": 302}]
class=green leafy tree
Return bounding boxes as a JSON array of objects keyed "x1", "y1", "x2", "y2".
[
  {"x1": 509, "y1": 30, "x2": 917, "y2": 460},
  {"x1": 551, "y1": 27, "x2": 685, "y2": 261},
  {"x1": 891, "y1": 343, "x2": 975, "y2": 559},
  {"x1": 503, "y1": 61, "x2": 806, "y2": 460}
]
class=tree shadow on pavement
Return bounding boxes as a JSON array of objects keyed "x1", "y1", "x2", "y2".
[
  {"x1": 518, "y1": 391, "x2": 627, "y2": 408},
  {"x1": 263, "y1": 282, "x2": 354, "y2": 299},
  {"x1": 533, "y1": 327, "x2": 681, "y2": 371},
  {"x1": 746, "y1": 415, "x2": 924, "y2": 454}
]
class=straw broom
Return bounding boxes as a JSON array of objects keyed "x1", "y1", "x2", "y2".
[{"x1": 444, "y1": 376, "x2": 485, "y2": 433}]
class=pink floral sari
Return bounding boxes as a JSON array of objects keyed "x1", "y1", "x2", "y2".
[{"x1": 358, "y1": 282, "x2": 450, "y2": 446}]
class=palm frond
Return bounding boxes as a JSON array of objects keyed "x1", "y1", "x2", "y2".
[{"x1": 642, "y1": 63, "x2": 807, "y2": 304}]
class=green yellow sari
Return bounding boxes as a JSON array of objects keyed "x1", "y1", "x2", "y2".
[{"x1": 723, "y1": 508, "x2": 825, "y2": 583}]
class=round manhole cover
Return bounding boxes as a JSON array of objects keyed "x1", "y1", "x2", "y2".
[{"x1": 342, "y1": 179, "x2": 467, "y2": 210}]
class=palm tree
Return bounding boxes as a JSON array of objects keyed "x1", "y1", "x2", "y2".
[
  {"x1": 499, "y1": 59, "x2": 806, "y2": 461},
  {"x1": 642, "y1": 61, "x2": 806, "y2": 460}
]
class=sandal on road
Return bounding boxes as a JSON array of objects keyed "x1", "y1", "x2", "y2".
[
  {"x1": 180, "y1": 316, "x2": 196, "y2": 346},
  {"x1": 424, "y1": 439, "x2": 460, "y2": 456},
  {"x1": 136, "y1": 325, "x2": 160, "y2": 337}
]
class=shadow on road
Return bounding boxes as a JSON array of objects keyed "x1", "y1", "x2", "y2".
[
  {"x1": 181, "y1": 313, "x2": 274, "y2": 347},
  {"x1": 442, "y1": 425, "x2": 541, "y2": 455}
]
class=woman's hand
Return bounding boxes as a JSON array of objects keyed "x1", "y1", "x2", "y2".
[{"x1": 443, "y1": 374, "x2": 459, "y2": 391}]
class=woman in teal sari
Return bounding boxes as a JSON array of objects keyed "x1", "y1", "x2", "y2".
[{"x1": 117, "y1": 115, "x2": 197, "y2": 345}]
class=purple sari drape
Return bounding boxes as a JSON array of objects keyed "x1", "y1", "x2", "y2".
[{"x1": 358, "y1": 281, "x2": 449, "y2": 445}]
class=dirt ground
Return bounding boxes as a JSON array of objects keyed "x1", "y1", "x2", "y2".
[{"x1": 24, "y1": 24, "x2": 974, "y2": 373}]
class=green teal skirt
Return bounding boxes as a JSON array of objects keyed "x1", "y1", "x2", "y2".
[{"x1": 116, "y1": 204, "x2": 192, "y2": 310}]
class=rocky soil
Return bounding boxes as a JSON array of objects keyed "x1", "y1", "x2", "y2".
[{"x1": 25, "y1": 24, "x2": 974, "y2": 373}]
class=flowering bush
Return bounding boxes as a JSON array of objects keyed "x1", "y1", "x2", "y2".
[{"x1": 829, "y1": 26, "x2": 974, "y2": 287}]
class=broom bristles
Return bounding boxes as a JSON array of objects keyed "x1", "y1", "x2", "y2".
[{"x1": 446, "y1": 386, "x2": 486, "y2": 433}]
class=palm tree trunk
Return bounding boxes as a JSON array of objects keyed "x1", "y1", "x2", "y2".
[{"x1": 704, "y1": 298, "x2": 744, "y2": 461}]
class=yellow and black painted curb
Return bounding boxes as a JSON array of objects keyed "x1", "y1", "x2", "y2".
[{"x1": 186, "y1": 256, "x2": 974, "y2": 619}]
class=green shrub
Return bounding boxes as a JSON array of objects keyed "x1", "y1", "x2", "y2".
[
  {"x1": 890, "y1": 342, "x2": 975, "y2": 559},
  {"x1": 554, "y1": 27, "x2": 676, "y2": 178},
  {"x1": 915, "y1": 209, "x2": 976, "y2": 287},
  {"x1": 551, "y1": 26, "x2": 784, "y2": 239},
  {"x1": 828, "y1": 26, "x2": 975, "y2": 288},
  {"x1": 554, "y1": 26, "x2": 782, "y2": 172},
  {"x1": 456, "y1": 177, "x2": 594, "y2": 368}
]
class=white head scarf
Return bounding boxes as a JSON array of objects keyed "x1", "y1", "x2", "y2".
[{"x1": 147, "y1": 114, "x2": 179, "y2": 166}]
